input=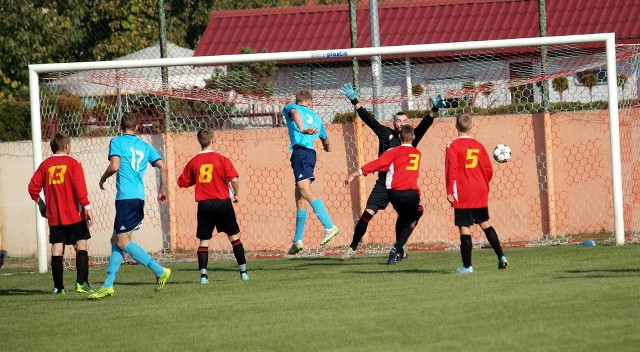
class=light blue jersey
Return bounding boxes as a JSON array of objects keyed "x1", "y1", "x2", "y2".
[
  {"x1": 108, "y1": 134, "x2": 162, "y2": 200},
  {"x1": 283, "y1": 103, "x2": 327, "y2": 151}
]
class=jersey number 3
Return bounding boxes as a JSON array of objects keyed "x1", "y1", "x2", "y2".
[{"x1": 406, "y1": 153, "x2": 420, "y2": 171}]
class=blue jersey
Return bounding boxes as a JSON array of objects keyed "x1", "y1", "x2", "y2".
[
  {"x1": 283, "y1": 103, "x2": 327, "y2": 151},
  {"x1": 108, "y1": 134, "x2": 162, "y2": 200}
]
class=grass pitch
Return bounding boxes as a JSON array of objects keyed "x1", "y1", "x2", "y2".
[{"x1": 1, "y1": 244, "x2": 639, "y2": 351}]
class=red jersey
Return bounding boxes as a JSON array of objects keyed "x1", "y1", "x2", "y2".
[
  {"x1": 177, "y1": 150, "x2": 240, "y2": 201},
  {"x1": 445, "y1": 136, "x2": 493, "y2": 208},
  {"x1": 361, "y1": 144, "x2": 421, "y2": 192},
  {"x1": 27, "y1": 154, "x2": 91, "y2": 226}
]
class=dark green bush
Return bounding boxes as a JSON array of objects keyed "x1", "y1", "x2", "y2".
[{"x1": 0, "y1": 98, "x2": 30, "y2": 141}]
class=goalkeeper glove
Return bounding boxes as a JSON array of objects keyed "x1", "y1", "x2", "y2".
[
  {"x1": 430, "y1": 94, "x2": 445, "y2": 111},
  {"x1": 340, "y1": 83, "x2": 359, "y2": 103},
  {"x1": 37, "y1": 198, "x2": 47, "y2": 218}
]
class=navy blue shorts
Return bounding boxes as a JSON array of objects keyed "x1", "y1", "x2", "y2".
[
  {"x1": 454, "y1": 207, "x2": 490, "y2": 227},
  {"x1": 290, "y1": 145, "x2": 316, "y2": 184},
  {"x1": 196, "y1": 199, "x2": 240, "y2": 239},
  {"x1": 49, "y1": 220, "x2": 91, "y2": 245},
  {"x1": 114, "y1": 199, "x2": 145, "y2": 234}
]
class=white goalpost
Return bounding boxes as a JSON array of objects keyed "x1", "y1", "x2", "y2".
[{"x1": 28, "y1": 33, "x2": 627, "y2": 273}]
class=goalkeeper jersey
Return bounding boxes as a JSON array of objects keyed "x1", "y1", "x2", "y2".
[
  {"x1": 28, "y1": 154, "x2": 90, "y2": 226},
  {"x1": 445, "y1": 136, "x2": 493, "y2": 209},
  {"x1": 177, "y1": 150, "x2": 239, "y2": 202}
]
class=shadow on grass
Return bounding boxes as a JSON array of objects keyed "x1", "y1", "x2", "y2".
[
  {"x1": 556, "y1": 267, "x2": 640, "y2": 279},
  {"x1": 347, "y1": 268, "x2": 451, "y2": 275},
  {"x1": 0, "y1": 288, "x2": 50, "y2": 296}
]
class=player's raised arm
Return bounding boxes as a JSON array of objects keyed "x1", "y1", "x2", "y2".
[{"x1": 290, "y1": 108, "x2": 318, "y2": 135}]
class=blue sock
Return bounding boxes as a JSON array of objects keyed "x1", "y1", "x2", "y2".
[
  {"x1": 310, "y1": 198, "x2": 334, "y2": 230},
  {"x1": 294, "y1": 209, "x2": 308, "y2": 242},
  {"x1": 103, "y1": 244, "x2": 123, "y2": 288},
  {"x1": 123, "y1": 242, "x2": 164, "y2": 277}
]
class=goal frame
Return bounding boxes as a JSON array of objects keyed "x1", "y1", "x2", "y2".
[{"x1": 28, "y1": 32, "x2": 623, "y2": 273}]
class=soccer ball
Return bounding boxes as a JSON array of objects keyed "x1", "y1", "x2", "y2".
[{"x1": 493, "y1": 144, "x2": 511, "y2": 163}]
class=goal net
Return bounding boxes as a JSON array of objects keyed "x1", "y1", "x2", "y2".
[{"x1": 28, "y1": 33, "x2": 640, "y2": 270}]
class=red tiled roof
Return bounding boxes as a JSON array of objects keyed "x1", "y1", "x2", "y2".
[{"x1": 194, "y1": 0, "x2": 640, "y2": 57}]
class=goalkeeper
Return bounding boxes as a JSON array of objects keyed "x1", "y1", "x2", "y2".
[{"x1": 339, "y1": 82, "x2": 443, "y2": 261}]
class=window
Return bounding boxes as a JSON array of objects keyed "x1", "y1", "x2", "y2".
[{"x1": 575, "y1": 68, "x2": 607, "y2": 86}]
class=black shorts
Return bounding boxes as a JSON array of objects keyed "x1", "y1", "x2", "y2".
[
  {"x1": 197, "y1": 199, "x2": 240, "y2": 239},
  {"x1": 49, "y1": 220, "x2": 91, "y2": 245},
  {"x1": 454, "y1": 207, "x2": 490, "y2": 227},
  {"x1": 387, "y1": 189, "x2": 420, "y2": 223},
  {"x1": 114, "y1": 199, "x2": 145, "y2": 234},
  {"x1": 290, "y1": 145, "x2": 316, "y2": 184},
  {"x1": 365, "y1": 180, "x2": 391, "y2": 212}
]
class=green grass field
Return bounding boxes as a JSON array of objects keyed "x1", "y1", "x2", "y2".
[{"x1": 1, "y1": 244, "x2": 639, "y2": 351}]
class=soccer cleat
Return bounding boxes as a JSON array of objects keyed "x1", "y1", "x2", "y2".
[
  {"x1": 87, "y1": 287, "x2": 114, "y2": 300},
  {"x1": 430, "y1": 94, "x2": 445, "y2": 109},
  {"x1": 0, "y1": 249, "x2": 6, "y2": 268},
  {"x1": 52, "y1": 288, "x2": 67, "y2": 295},
  {"x1": 75, "y1": 282, "x2": 95, "y2": 293},
  {"x1": 455, "y1": 266, "x2": 474, "y2": 274},
  {"x1": 155, "y1": 268, "x2": 172, "y2": 293},
  {"x1": 200, "y1": 276, "x2": 209, "y2": 285},
  {"x1": 387, "y1": 247, "x2": 403, "y2": 265},
  {"x1": 287, "y1": 241, "x2": 304, "y2": 255},
  {"x1": 499, "y1": 256, "x2": 509, "y2": 269},
  {"x1": 341, "y1": 247, "x2": 356, "y2": 261},
  {"x1": 397, "y1": 251, "x2": 408, "y2": 262},
  {"x1": 240, "y1": 271, "x2": 249, "y2": 281},
  {"x1": 320, "y1": 226, "x2": 340, "y2": 246}
]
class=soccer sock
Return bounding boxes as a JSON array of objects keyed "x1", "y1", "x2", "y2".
[
  {"x1": 310, "y1": 198, "x2": 334, "y2": 230},
  {"x1": 123, "y1": 242, "x2": 164, "y2": 277},
  {"x1": 103, "y1": 244, "x2": 124, "y2": 288},
  {"x1": 460, "y1": 235, "x2": 473, "y2": 268},
  {"x1": 197, "y1": 246, "x2": 208, "y2": 278},
  {"x1": 294, "y1": 209, "x2": 308, "y2": 242},
  {"x1": 350, "y1": 211, "x2": 374, "y2": 250},
  {"x1": 395, "y1": 224, "x2": 415, "y2": 253},
  {"x1": 76, "y1": 250, "x2": 89, "y2": 284},
  {"x1": 51, "y1": 255, "x2": 64, "y2": 290},
  {"x1": 231, "y1": 239, "x2": 247, "y2": 268},
  {"x1": 483, "y1": 226, "x2": 505, "y2": 258}
]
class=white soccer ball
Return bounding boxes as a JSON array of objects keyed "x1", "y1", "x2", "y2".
[{"x1": 493, "y1": 144, "x2": 512, "y2": 163}]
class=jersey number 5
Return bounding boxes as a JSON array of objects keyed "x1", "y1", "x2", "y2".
[
  {"x1": 199, "y1": 163, "x2": 214, "y2": 183},
  {"x1": 465, "y1": 149, "x2": 479, "y2": 168}
]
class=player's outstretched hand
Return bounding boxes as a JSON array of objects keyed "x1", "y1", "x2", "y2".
[
  {"x1": 430, "y1": 94, "x2": 445, "y2": 110},
  {"x1": 37, "y1": 198, "x2": 47, "y2": 218},
  {"x1": 344, "y1": 173, "x2": 356, "y2": 188},
  {"x1": 340, "y1": 83, "x2": 358, "y2": 101}
]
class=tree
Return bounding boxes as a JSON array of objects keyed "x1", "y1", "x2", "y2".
[
  {"x1": 411, "y1": 83, "x2": 424, "y2": 110},
  {"x1": 552, "y1": 76, "x2": 569, "y2": 102},
  {"x1": 617, "y1": 74, "x2": 628, "y2": 100},
  {"x1": 580, "y1": 73, "x2": 598, "y2": 102},
  {"x1": 204, "y1": 47, "x2": 278, "y2": 97},
  {"x1": 479, "y1": 82, "x2": 494, "y2": 108}
]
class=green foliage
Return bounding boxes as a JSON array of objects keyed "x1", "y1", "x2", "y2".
[
  {"x1": 617, "y1": 74, "x2": 628, "y2": 89},
  {"x1": 411, "y1": 83, "x2": 424, "y2": 97},
  {"x1": 0, "y1": 98, "x2": 30, "y2": 141},
  {"x1": 479, "y1": 82, "x2": 494, "y2": 96},
  {"x1": 333, "y1": 111, "x2": 356, "y2": 123},
  {"x1": 204, "y1": 47, "x2": 278, "y2": 97},
  {"x1": 580, "y1": 73, "x2": 598, "y2": 101},
  {"x1": 552, "y1": 76, "x2": 569, "y2": 102}
]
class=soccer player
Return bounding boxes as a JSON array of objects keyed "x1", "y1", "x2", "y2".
[
  {"x1": 345, "y1": 125, "x2": 422, "y2": 264},
  {"x1": 283, "y1": 90, "x2": 340, "y2": 254},
  {"x1": 27, "y1": 132, "x2": 94, "y2": 294},
  {"x1": 177, "y1": 129, "x2": 249, "y2": 283},
  {"x1": 88, "y1": 113, "x2": 171, "y2": 299},
  {"x1": 339, "y1": 82, "x2": 443, "y2": 260},
  {"x1": 445, "y1": 113, "x2": 508, "y2": 273}
]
